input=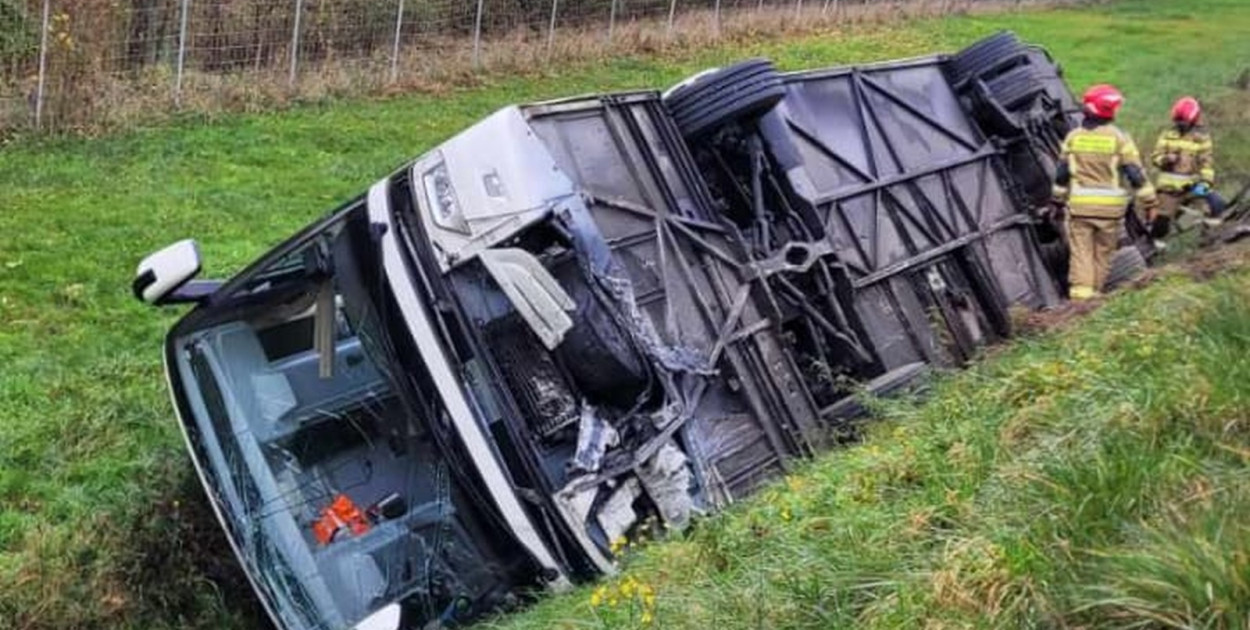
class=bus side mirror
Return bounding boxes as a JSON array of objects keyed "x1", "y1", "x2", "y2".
[{"x1": 132, "y1": 240, "x2": 216, "y2": 305}]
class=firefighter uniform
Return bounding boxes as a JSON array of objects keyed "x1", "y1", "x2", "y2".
[
  {"x1": 1053, "y1": 122, "x2": 1157, "y2": 300},
  {"x1": 1150, "y1": 126, "x2": 1218, "y2": 220}
]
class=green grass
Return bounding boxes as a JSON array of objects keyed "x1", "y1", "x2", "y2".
[{"x1": 1, "y1": 0, "x2": 1249, "y2": 628}]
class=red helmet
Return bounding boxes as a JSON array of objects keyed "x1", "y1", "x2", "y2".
[
  {"x1": 1082, "y1": 84, "x2": 1124, "y2": 120},
  {"x1": 1171, "y1": 96, "x2": 1201, "y2": 124}
]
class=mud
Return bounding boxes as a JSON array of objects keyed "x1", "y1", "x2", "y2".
[
  {"x1": 1175, "y1": 238, "x2": 1250, "y2": 281},
  {"x1": 1015, "y1": 239, "x2": 1250, "y2": 337}
]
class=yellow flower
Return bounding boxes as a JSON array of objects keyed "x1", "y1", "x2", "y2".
[
  {"x1": 589, "y1": 584, "x2": 608, "y2": 608},
  {"x1": 641, "y1": 610, "x2": 655, "y2": 625}
]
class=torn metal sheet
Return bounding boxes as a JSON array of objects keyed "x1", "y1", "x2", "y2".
[
  {"x1": 570, "y1": 404, "x2": 620, "y2": 474},
  {"x1": 596, "y1": 479, "x2": 642, "y2": 545},
  {"x1": 636, "y1": 442, "x2": 697, "y2": 530},
  {"x1": 479, "y1": 247, "x2": 576, "y2": 350}
]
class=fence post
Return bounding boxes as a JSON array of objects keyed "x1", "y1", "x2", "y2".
[
  {"x1": 289, "y1": 0, "x2": 304, "y2": 88},
  {"x1": 175, "y1": 0, "x2": 191, "y2": 106},
  {"x1": 794, "y1": 0, "x2": 803, "y2": 21},
  {"x1": 390, "y1": 0, "x2": 405, "y2": 83},
  {"x1": 34, "y1": 0, "x2": 50, "y2": 130},
  {"x1": 714, "y1": 0, "x2": 721, "y2": 36},
  {"x1": 545, "y1": 0, "x2": 558, "y2": 54},
  {"x1": 607, "y1": 0, "x2": 617, "y2": 42},
  {"x1": 472, "y1": 0, "x2": 485, "y2": 68},
  {"x1": 666, "y1": 0, "x2": 677, "y2": 37}
]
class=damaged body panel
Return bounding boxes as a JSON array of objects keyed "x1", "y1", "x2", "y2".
[
  {"x1": 138, "y1": 31, "x2": 1081, "y2": 630},
  {"x1": 413, "y1": 94, "x2": 827, "y2": 573}
]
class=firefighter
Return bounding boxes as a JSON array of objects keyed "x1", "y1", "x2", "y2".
[
  {"x1": 1148, "y1": 96, "x2": 1226, "y2": 247},
  {"x1": 1052, "y1": 84, "x2": 1158, "y2": 301}
]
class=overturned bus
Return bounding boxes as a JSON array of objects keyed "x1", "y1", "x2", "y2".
[{"x1": 131, "y1": 32, "x2": 1147, "y2": 630}]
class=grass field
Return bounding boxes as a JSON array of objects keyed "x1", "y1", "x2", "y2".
[{"x1": 0, "y1": 0, "x2": 1248, "y2": 628}]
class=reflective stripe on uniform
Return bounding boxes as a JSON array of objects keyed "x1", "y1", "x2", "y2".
[
  {"x1": 1070, "y1": 285, "x2": 1098, "y2": 300},
  {"x1": 1068, "y1": 134, "x2": 1119, "y2": 154},
  {"x1": 1069, "y1": 186, "x2": 1129, "y2": 207},
  {"x1": 1156, "y1": 171, "x2": 1198, "y2": 190},
  {"x1": 1157, "y1": 138, "x2": 1212, "y2": 152}
]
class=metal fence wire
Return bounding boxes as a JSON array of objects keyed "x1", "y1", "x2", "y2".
[{"x1": 0, "y1": 0, "x2": 1061, "y2": 133}]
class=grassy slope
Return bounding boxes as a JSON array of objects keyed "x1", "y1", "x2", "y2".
[{"x1": 0, "y1": 0, "x2": 1247, "y2": 627}]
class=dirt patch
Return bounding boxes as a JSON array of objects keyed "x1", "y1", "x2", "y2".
[
  {"x1": 1173, "y1": 238, "x2": 1250, "y2": 281},
  {"x1": 118, "y1": 463, "x2": 274, "y2": 629},
  {"x1": 1015, "y1": 239, "x2": 1250, "y2": 337},
  {"x1": 1015, "y1": 296, "x2": 1107, "y2": 336}
]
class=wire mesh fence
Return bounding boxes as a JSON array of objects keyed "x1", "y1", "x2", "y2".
[{"x1": 0, "y1": 0, "x2": 1067, "y2": 134}]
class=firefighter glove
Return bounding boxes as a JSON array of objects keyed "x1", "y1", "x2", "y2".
[{"x1": 1192, "y1": 182, "x2": 1210, "y2": 197}]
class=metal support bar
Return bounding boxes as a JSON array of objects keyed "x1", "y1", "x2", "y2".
[
  {"x1": 850, "y1": 72, "x2": 881, "y2": 180},
  {"x1": 607, "y1": 0, "x2": 617, "y2": 42},
  {"x1": 707, "y1": 284, "x2": 753, "y2": 366},
  {"x1": 472, "y1": 0, "x2": 485, "y2": 68},
  {"x1": 880, "y1": 187, "x2": 942, "y2": 254},
  {"x1": 810, "y1": 147, "x2": 999, "y2": 207},
  {"x1": 773, "y1": 276, "x2": 873, "y2": 362},
  {"x1": 546, "y1": 0, "x2": 559, "y2": 53},
  {"x1": 939, "y1": 168, "x2": 980, "y2": 234},
  {"x1": 852, "y1": 214, "x2": 1031, "y2": 288},
  {"x1": 972, "y1": 157, "x2": 990, "y2": 224},
  {"x1": 34, "y1": 0, "x2": 50, "y2": 130},
  {"x1": 795, "y1": 56, "x2": 947, "y2": 83},
  {"x1": 289, "y1": 0, "x2": 304, "y2": 87},
  {"x1": 859, "y1": 74, "x2": 982, "y2": 152},
  {"x1": 665, "y1": 215, "x2": 743, "y2": 270},
  {"x1": 390, "y1": 0, "x2": 405, "y2": 83},
  {"x1": 175, "y1": 0, "x2": 191, "y2": 106},
  {"x1": 876, "y1": 186, "x2": 927, "y2": 269},
  {"x1": 667, "y1": 0, "x2": 678, "y2": 37},
  {"x1": 785, "y1": 117, "x2": 876, "y2": 182},
  {"x1": 585, "y1": 193, "x2": 727, "y2": 234}
]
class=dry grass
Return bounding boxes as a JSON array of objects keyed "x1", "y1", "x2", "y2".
[{"x1": 4, "y1": 0, "x2": 1083, "y2": 135}]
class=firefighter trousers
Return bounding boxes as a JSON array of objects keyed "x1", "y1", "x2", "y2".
[
  {"x1": 1067, "y1": 215, "x2": 1120, "y2": 298},
  {"x1": 1151, "y1": 190, "x2": 1228, "y2": 239}
]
